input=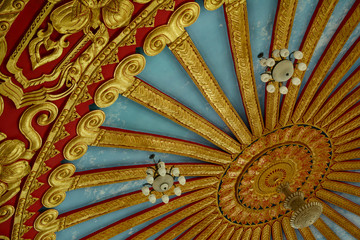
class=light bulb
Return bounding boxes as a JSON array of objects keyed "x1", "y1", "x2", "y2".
[
  {"x1": 280, "y1": 49, "x2": 290, "y2": 58},
  {"x1": 146, "y1": 175, "x2": 154, "y2": 184},
  {"x1": 293, "y1": 51, "x2": 303, "y2": 60},
  {"x1": 266, "y1": 84, "x2": 276, "y2": 93},
  {"x1": 266, "y1": 58, "x2": 275, "y2": 67},
  {"x1": 279, "y1": 86, "x2": 288, "y2": 94},
  {"x1": 158, "y1": 162, "x2": 165, "y2": 169},
  {"x1": 291, "y1": 77, "x2": 301, "y2": 86},
  {"x1": 297, "y1": 63, "x2": 307, "y2": 71},
  {"x1": 272, "y1": 49, "x2": 280, "y2": 58},
  {"x1": 149, "y1": 194, "x2": 156, "y2": 203},
  {"x1": 174, "y1": 187, "x2": 182, "y2": 196},
  {"x1": 158, "y1": 168, "x2": 166, "y2": 176},
  {"x1": 260, "y1": 58, "x2": 267, "y2": 67},
  {"x1": 162, "y1": 194, "x2": 169, "y2": 204},
  {"x1": 142, "y1": 186, "x2": 150, "y2": 196},
  {"x1": 146, "y1": 168, "x2": 154, "y2": 176},
  {"x1": 172, "y1": 167, "x2": 180, "y2": 177},
  {"x1": 261, "y1": 73, "x2": 271, "y2": 82},
  {"x1": 178, "y1": 176, "x2": 186, "y2": 185}
]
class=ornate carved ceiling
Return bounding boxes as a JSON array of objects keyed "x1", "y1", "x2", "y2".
[{"x1": 0, "y1": 0, "x2": 360, "y2": 239}]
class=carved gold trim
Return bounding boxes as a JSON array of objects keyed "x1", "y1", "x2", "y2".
[
  {"x1": 327, "y1": 171, "x2": 360, "y2": 182},
  {"x1": 279, "y1": 0, "x2": 339, "y2": 126},
  {"x1": 220, "y1": 225, "x2": 235, "y2": 240},
  {"x1": 282, "y1": 217, "x2": 297, "y2": 240},
  {"x1": 210, "y1": 221, "x2": 228, "y2": 239},
  {"x1": 232, "y1": 228, "x2": 244, "y2": 239},
  {"x1": 195, "y1": 218, "x2": 222, "y2": 239},
  {"x1": 316, "y1": 189, "x2": 360, "y2": 216},
  {"x1": 329, "y1": 105, "x2": 360, "y2": 135},
  {"x1": 242, "y1": 228, "x2": 252, "y2": 240},
  {"x1": 225, "y1": 0, "x2": 264, "y2": 137},
  {"x1": 97, "y1": 129, "x2": 232, "y2": 165},
  {"x1": 334, "y1": 128, "x2": 360, "y2": 145},
  {"x1": 333, "y1": 149, "x2": 360, "y2": 162},
  {"x1": 262, "y1": 224, "x2": 271, "y2": 240},
  {"x1": 272, "y1": 221, "x2": 282, "y2": 240},
  {"x1": 179, "y1": 214, "x2": 218, "y2": 239},
  {"x1": 292, "y1": 3, "x2": 360, "y2": 123},
  {"x1": 33, "y1": 209, "x2": 64, "y2": 240},
  {"x1": 298, "y1": 227, "x2": 315, "y2": 240},
  {"x1": 322, "y1": 180, "x2": 360, "y2": 197},
  {"x1": 335, "y1": 139, "x2": 360, "y2": 153},
  {"x1": 313, "y1": 218, "x2": 340, "y2": 240},
  {"x1": 331, "y1": 160, "x2": 360, "y2": 171},
  {"x1": 0, "y1": 205, "x2": 14, "y2": 224}
]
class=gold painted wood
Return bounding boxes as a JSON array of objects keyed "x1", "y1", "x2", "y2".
[
  {"x1": 282, "y1": 217, "x2": 297, "y2": 240},
  {"x1": 327, "y1": 171, "x2": 360, "y2": 182},
  {"x1": 251, "y1": 227, "x2": 261, "y2": 240},
  {"x1": 298, "y1": 227, "x2": 316, "y2": 240},
  {"x1": 292, "y1": 2, "x2": 360, "y2": 123},
  {"x1": 210, "y1": 221, "x2": 228, "y2": 239},
  {"x1": 313, "y1": 218, "x2": 340, "y2": 240},
  {"x1": 86, "y1": 188, "x2": 215, "y2": 240},
  {"x1": 316, "y1": 199, "x2": 360, "y2": 239},
  {"x1": 317, "y1": 73, "x2": 360, "y2": 127},
  {"x1": 316, "y1": 189, "x2": 360, "y2": 216},
  {"x1": 220, "y1": 226, "x2": 234, "y2": 240},
  {"x1": 322, "y1": 180, "x2": 360, "y2": 198},
  {"x1": 158, "y1": 207, "x2": 216, "y2": 240},
  {"x1": 242, "y1": 228, "x2": 252, "y2": 240},
  {"x1": 195, "y1": 218, "x2": 222, "y2": 240},
  {"x1": 230, "y1": 227, "x2": 244, "y2": 240},
  {"x1": 131, "y1": 198, "x2": 215, "y2": 240},
  {"x1": 334, "y1": 128, "x2": 360, "y2": 145},
  {"x1": 266, "y1": 0, "x2": 297, "y2": 130},
  {"x1": 97, "y1": 129, "x2": 232, "y2": 165},
  {"x1": 335, "y1": 139, "x2": 360, "y2": 153},
  {"x1": 333, "y1": 149, "x2": 360, "y2": 162},
  {"x1": 126, "y1": 79, "x2": 242, "y2": 154},
  {"x1": 224, "y1": 1, "x2": 264, "y2": 136},
  {"x1": 331, "y1": 160, "x2": 360, "y2": 171},
  {"x1": 279, "y1": 0, "x2": 339, "y2": 126},
  {"x1": 272, "y1": 221, "x2": 282, "y2": 240},
  {"x1": 261, "y1": 224, "x2": 271, "y2": 240},
  {"x1": 304, "y1": 39, "x2": 360, "y2": 123},
  {"x1": 178, "y1": 213, "x2": 218, "y2": 240},
  {"x1": 329, "y1": 105, "x2": 360, "y2": 135}
]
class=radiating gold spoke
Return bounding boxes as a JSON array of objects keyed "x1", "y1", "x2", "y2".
[
  {"x1": 335, "y1": 139, "x2": 360, "y2": 153},
  {"x1": 280, "y1": 0, "x2": 339, "y2": 126},
  {"x1": 231, "y1": 227, "x2": 244, "y2": 240},
  {"x1": 329, "y1": 106, "x2": 360, "y2": 135},
  {"x1": 261, "y1": 224, "x2": 271, "y2": 240},
  {"x1": 298, "y1": 227, "x2": 316, "y2": 240},
  {"x1": 322, "y1": 180, "x2": 360, "y2": 198},
  {"x1": 219, "y1": 225, "x2": 235, "y2": 240},
  {"x1": 250, "y1": 227, "x2": 261, "y2": 240},
  {"x1": 316, "y1": 189, "x2": 360, "y2": 216},
  {"x1": 334, "y1": 128, "x2": 360, "y2": 145},
  {"x1": 282, "y1": 217, "x2": 297, "y2": 240},
  {"x1": 209, "y1": 221, "x2": 228, "y2": 239},
  {"x1": 333, "y1": 149, "x2": 360, "y2": 162},
  {"x1": 195, "y1": 218, "x2": 222, "y2": 240},
  {"x1": 178, "y1": 213, "x2": 218, "y2": 240},
  {"x1": 313, "y1": 218, "x2": 340, "y2": 240},
  {"x1": 327, "y1": 171, "x2": 360, "y2": 182},
  {"x1": 272, "y1": 221, "x2": 282, "y2": 240},
  {"x1": 331, "y1": 160, "x2": 360, "y2": 171},
  {"x1": 242, "y1": 228, "x2": 252, "y2": 240}
]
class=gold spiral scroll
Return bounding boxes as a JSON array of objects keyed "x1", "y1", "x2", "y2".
[
  {"x1": 0, "y1": 205, "x2": 14, "y2": 223},
  {"x1": 34, "y1": 209, "x2": 63, "y2": 240},
  {"x1": 94, "y1": 54, "x2": 146, "y2": 108},
  {"x1": 63, "y1": 110, "x2": 106, "y2": 160}
]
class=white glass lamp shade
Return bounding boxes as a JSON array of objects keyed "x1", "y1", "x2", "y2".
[
  {"x1": 172, "y1": 167, "x2": 180, "y2": 177},
  {"x1": 149, "y1": 194, "x2": 156, "y2": 203},
  {"x1": 291, "y1": 77, "x2": 301, "y2": 86},
  {"x1": 272, "y1": 49, "x2": 280, "y2": 58},
  {"x1": 161, "y1": 194, "x2": 169, "y2": 204},
  {"x1": 280, "y1": 49, "x2": 290, "y2": 58},
  {"x1": 146, "y1": 168, "x2": 154, "y2": 176},
  {"x1": 279, "y1": 86, "x2": 288, "y2": 94},
  {"x1": 146, "y1": 175, "x2": 154, "y2": 184},
  {"x1": 158, "y1": 168, "x2": 166, "y2": 176},
  {"x1": 266, "y1": 58, "x2": 276, "y2": 67},
  {"x1": 158, "y1": 162, "x2": 165, "y2": 169},
  {"x1": 293, "y1": 51, "x2": 303, "y2": 60},
  {"x1": 261, "y1": 73, "x2": 271, "y2": 82},
  {"x1": 174, "y1": 187, "x2": 182, "y2": 196},
  {"x1": 260, "y1": 58, "x2": 267, "y2": 67},
  {"x1": 297, "y1": 63, "x2": 307, "y2": 71},
  {"x1": 266, "y1": 84, "x2": 276, "y2": 93},
  {"x1": 142, "y1": 186, "x2": 150, "y2": 196},
  {"x1": 178, "y1": 176, "x2": 186, "y2": 185}
]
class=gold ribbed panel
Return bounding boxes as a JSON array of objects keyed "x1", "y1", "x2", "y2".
[
  {"x1": 157, "y1": 207, "x2": 215, "y2": 240},
  {"x1": 126, "y1": 80, "x2": 241, "y2": 154},
  {"x1": 313, "y1": 218, "x2": 340, "y2": 240},
  {"x1": 318, "y1": 82, "x2": 360, "y2": 127},
  {"x1": 282, "y1": 217, "x2": 297, "y2": 240},
  {"x1": 322, "y1": 180, "x2": 360, "y2": 197},
  {"x1": 266, "y1": 0, "x2": 297, "y2": 130},
  {"x1": 316, "y1": 189, "x2": 360, "y2": 216},
  {"x1": 132, "y1": 199, "x2": 215, "y2": 240},
  {"x1": 316, "y1": 199, "x2": 360, "y2": 239},
  {"x1": 329, "y1": 104, "x2": 360, "y2": 134},
  {"x1": 171, "y1": 33, "x2": 252, "y2": 144},
  {"x1": 251, "y1": 227, "x2": 261, "y2": 240},
  {"x1": 242, "y1": 228, "x2": 252, "y2": 240},
  {"x1": 87, "y1": 188, "x2": 215, "y2": 240},
  {"x1": 279, "y1": 0, "x2": 339, "y2": 126},
  {"x1": 261, "y1": 224, "x2": 271, "y2": 240},
  {"x1": 335, "y1": 139, "x2": 360, "y2": 153},
  {"x1": 98, "y1": 129, "x2": 232, "y2": 165},
  {"x1": 292, "y1": 2, "x2": 360, "y2": 123},
  {"x1": 331, "y1": 160, "x2": 360, "y2": 171},
  {"x1": 334, "y1": 128, "x2": 360, "y2": 145},
  {"x1": 210, "y1": 221, "x2": 228, "y2": 239},
  {"x1": 225, "y1": 1, "x2": 264, "y2": 137},
  {"x1": 195, "y1": 219, "x2": 222, "y2": 240},
  {"x1": 304, "y1": 39, "x2": 360, "y2": 123},
  {"x1": 299, "y1": 227, "x2": 316, "y2": 240},
  {"x1": 272, "y1": 221, "x2": 282, "y2": 240},
  {"x1": 178, "y1": 213, "x2": 217, "y2": 240},
  {"x1": 231, "y1": 227, "x2": 244, "y2": 240},
  {"x1": 220, "y1": 226, "x2": 235, "y2": 240},
  {"x1": 327, "y1": 171, "x2": 360, "y2": 182},
  {"x1": 333, "y1": 149, "x2": 360, "y2": 162}
]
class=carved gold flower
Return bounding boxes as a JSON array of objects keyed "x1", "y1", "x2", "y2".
[{"x1": 50, "y1": 0, "x2": 134, "y2": 34}]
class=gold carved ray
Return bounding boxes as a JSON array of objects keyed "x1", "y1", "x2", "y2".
[
  {"x1": 195, "y1": 218, "x2": 223, "y2": 239},
  {"x1": 178, "y1": 213, "x2": 218, "y2": 239},
  {"x1": 322, "y1": 180, "x2": 360, "y2": 198},
  {"x1": 271, "y1": 221, "x2": 282, "y2": 240},
  {"x1": 334, "y1": 128, "x2": 360, "y2": 145},
  {"x1": 298, "y1": 227, "x2": 316, "y2": 240},
  {"x1": 331, "y1": 160, "x2": 360, "y2": 171},
  {"x1": 313, "y1": 218, "x2": 340, "y2": 240},
  {"x1": 282, "y1": 217, "x2": 297, "y2": 240},
  {"x1": 327, "y1": 171, "x2": 360, "y2": 182},
  {"x1": 328, "y1": 104, "x2": 360, "y2": 134},
  {"x1": 279, "y1": 0, "x2": 339, "y2": 126},
  {"x1": 316, "y1": 189, "x2": 360, "y2": 216},
  {"x1": 265, "y1": 0, "x2": 297, "y2": 130},
  {"x1": 224, "y1": 0, "x2": 264, "y2": 137},
  {"x1": 292, "y1": 2, "x2": 360, "y2": 123},
  {"x1": 261, "y1": 224, "x2": 271, "y2": 240},
  {"x1": 210, "y1": 221, "x2": 229, "y2": 239},
  {"x1": 333, "y1": 149, "x2": 360, "y2": 162},
  {"x1": 220, "y1": 225, "x2": 235, "y2": 240}
]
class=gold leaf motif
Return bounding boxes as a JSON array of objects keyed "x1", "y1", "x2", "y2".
[
  {"x1": 204, "y1": 0, "x2": 225, "y2": 11},
  {"x1": 0, "y1": 161, "x2": 30, "y2": 184},
  {"x1": 0, "y1": 205, "x2": 14, "y2": 223},
  {"x1": 102, "y1": 0, "x2": 134, "y2": 29},
  {"x1": 29, "y1": 23, "x2": 70, "y2": 70},
  {"x1": 0, "y1": 139, "x2": 25, "y2": 165},
  {"x1": 94, "y1": 54, "x2": 146, "y2": 108}
]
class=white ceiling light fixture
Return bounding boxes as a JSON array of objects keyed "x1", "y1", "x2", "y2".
[
  {"x1": 141, "y1": 154, "x2": 185, "y2": 204},
  {"x1": 258, "y1": 49, "x2": 307, "y2": 94}
]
